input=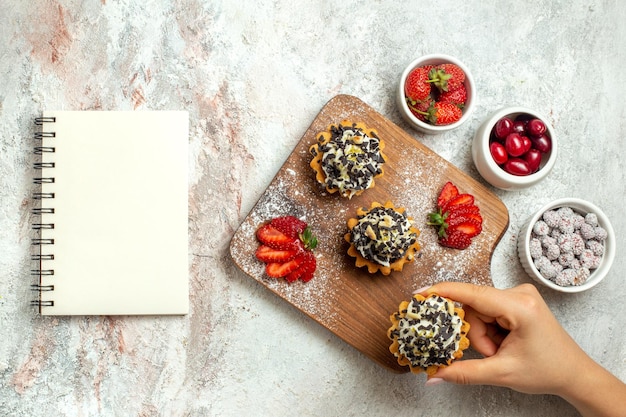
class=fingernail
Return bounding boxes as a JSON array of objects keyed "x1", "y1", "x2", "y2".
[
  {"x1": 412, "y1": 286, "x2": 431, "y2": 295},
  {"x1": 425, "y1": 377, "x2": 445, "y2": 386}
]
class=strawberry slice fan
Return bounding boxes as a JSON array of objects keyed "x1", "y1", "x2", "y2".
[
  {"x1": 427, "y1": 181, "x2": 483, "y2": 250},
  {"x1": 255, "y1": 216, "x2": 318, "y2": 283}
]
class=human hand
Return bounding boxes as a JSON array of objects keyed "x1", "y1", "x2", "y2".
[
  {"x1": 416, "y1": 282, "x2": 626, "y2": 417},
  {"x1": 417, "y1": 282, "x2": 590, "y2": 395}
]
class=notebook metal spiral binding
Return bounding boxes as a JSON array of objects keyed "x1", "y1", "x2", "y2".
[
  {"x1": 30, "y1": 300, "x2": 54, "y2": 307},
  {"x1": 35, "y1": 116, "x2": 56, "y2": 125},
  {"x1": 31, "y1": 284, "x2": 54, "y2": 291},
  {"x1": 32, "y1": 116, "x2": 56, "y2": 310}
]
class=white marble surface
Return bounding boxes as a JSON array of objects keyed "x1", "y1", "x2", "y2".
[{"x1": 1, "y1": 1, "x2": 625, "y2": 416}]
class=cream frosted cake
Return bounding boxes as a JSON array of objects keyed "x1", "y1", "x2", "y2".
[
  {"x1": 309, "y1": 120, "x2": 386, "y2": 199},
  {"x1": 388, "y1": 293, "x2": 470, "y2": 374},
  {"x1": 345, "y1": 201, "x2": 420, "y2": 275}
]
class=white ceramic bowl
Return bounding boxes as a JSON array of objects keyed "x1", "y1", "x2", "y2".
[
  {"x1": 517, "y1": 198, "x2": 615, "y2": 293},
  {"x1": 472, "y1": 107, "x2": 557, "y2": 190},
  {"x1": 397, "y1": 54, "x2": 476, "y2": 134}
]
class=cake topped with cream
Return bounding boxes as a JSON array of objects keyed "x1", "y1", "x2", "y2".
[
  {"x1": 350, "y1": 205, "x2": 417, "y2": 267},
  {"x1": 388, "y1": 293, "x2": 470, "y2": 374},
  {"x1": 345, "y1": 201, "x2": 420, "y2": 276},
  {"x1": 309, "y1": 120, "x2": 386, "y2": 199}
]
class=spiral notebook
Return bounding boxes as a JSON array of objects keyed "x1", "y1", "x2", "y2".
[{"x1": 32, "y1": 111, "x2": 189, "y2": 316}]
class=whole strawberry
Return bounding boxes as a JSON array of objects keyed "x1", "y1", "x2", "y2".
[
  {"x1": 438, "y1": 83, "x2": 467, "y2": 108},
  {"x1": 430, "y1": 63, "x2": 465, "y2": 92},
  {"x1": 404, "y1": 67, "x2": 432, "y2": 103},
  {"x1": 424, "y1": 102, "x2": 463, "y2": 126},
  {"x1": 408, "y1": 97, "x2": 434, "y2": 122}
]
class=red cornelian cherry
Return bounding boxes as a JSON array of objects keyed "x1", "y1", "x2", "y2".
[
  {"x1": 505, "y1": 133, "x2": 526, "y2": 157},
  {"x1": 494, "y1": 117, "x2": 513, "y2": 140},
  {"x1": 527, "y1": 118, "x2": 547, "y2": 136},
  {"x1": 503, "y1": 158, "x2": 531, "y2": 176},
  {"x1": 512, "y1": 120, "x2": 526, "y2": 134},
  {"x1": 490, "y1": 141, "x2": 508, "y2": 165},
  {"x1": 524, "y1": 149, "x2": 542, "y2": 173},
  {"x1": 531, "y1": 134, "x2": 552, "y2": 153},
  {"x1": 521, "y1": 135, "x2": 532, "y2": 154}
]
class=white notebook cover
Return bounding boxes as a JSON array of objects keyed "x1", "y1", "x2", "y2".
[{"x1": 35, "y1": 111, "x2": 189, "y2": 315}]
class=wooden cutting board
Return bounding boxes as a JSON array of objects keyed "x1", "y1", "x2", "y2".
[{"x1": 229, "y1": 95, "x2": 509, "y2": 372}]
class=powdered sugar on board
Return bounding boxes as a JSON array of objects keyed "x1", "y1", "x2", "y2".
[{"x1": 229, "y1": 95, "x2": 509, "y2": 372}]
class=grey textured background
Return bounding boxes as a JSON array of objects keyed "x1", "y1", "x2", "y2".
[{"x1": 1, "y1": 1, "x2": 624, "y2": 416}]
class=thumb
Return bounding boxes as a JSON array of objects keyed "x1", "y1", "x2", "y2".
[{"x1": 428, "y1": 357, "x2": 504, "y2": 386}]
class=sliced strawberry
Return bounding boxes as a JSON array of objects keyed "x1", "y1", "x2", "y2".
[
  {"x1": 442, "y1": 193, "x2": 474, "y2": 213},
  {"x1": 437, "y1": 181, "x2": 459, "y2": 209},
  {"x1": 448, "y1": 213, "x2": 483, "y2": 230},
  {"x1": 285, "y1": 266, "x2": 304, "y2": 283},
  {"x1": 265, "y1": 256, "x2": 303, "y2": 278},
  {"x1": 446, "y1": 203, "x2": 480, "y2": 216},
  {"x1": 439, "y1": 230, "x2": 472, "y2": 250},
  {"x1": 429, "y1": 182, "x2": 483, "y2": 250},
  {"x1": 461, "y1": 212, "x2": 483, "y2": 225},
  {"x1": 447, "y1": 214, "x2": 467, "y2": 226},
  {"x1": 447, "y1": 207, "x2": 482, "y2": 222},
  {"x1": 298, "y1": 251, "x2": 316, "y2": 282},
  {"x1": 255, "y1": 245, "x2": 298, "y2": 263},
  {"x1": 285, "y1": 251, "x2": 317, "y2": 283},
  {"x1": 448, "y1": 219, "x2": 482, "y2": 238},
  {"x1": 256, "y1": 224, "x2": 298, "y2": 250},
  {"x1": 300, "y1": 269, "x2": 315, "y2": 282},
  {"x1": 270, "y1": 216, "x2": 307, "y2": 239},
  {"x1": 255, "y1": 216, "x2": 318, "y2": 282}
]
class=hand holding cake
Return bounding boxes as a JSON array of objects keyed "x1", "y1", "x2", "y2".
[{"x1": 415, "y1": 282, "x2": 626, "y2": 417}]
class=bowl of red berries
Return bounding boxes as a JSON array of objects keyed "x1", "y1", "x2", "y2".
[
  {"x1": 397, "y1": 54, "x2": 476, "y2": 134},
  {"x1": 472, "y1": 107, "x2": 557, "y2": 190},
  {"x1": 517, "y1": 198, "x2": 615, "y2": 293}
]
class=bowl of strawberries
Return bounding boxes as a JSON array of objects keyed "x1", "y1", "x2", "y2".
[
  {"x1": 397, "y1": 54, "x2": 476, "y2": 134},
  {"x1": 472, "y1": 106, "x2": 558, "y2": 190}
]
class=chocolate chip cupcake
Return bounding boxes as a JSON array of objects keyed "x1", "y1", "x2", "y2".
[
  {"x1": 345, "y1": 201, "x2": 420, "y2": 275},
  {"x1": 309, "y1": 120, "x2": 386, "y2": 199},
  {"x1": 388, "y1": 293, "x2": 470, "y2": 375}
]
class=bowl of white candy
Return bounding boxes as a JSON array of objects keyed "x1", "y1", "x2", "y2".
[{"x1": 517, "y1": 198, "x2": 615, "y2": 293}]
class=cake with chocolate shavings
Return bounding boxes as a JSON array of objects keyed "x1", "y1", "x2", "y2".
[
  {"x1": 309, "y1": 120, "x2": 386, "y2": 199},
  {"x1": 388, "y1": 293, "x2": 470, "y2": 375},
  {"x1": 344, "y1": 201, "x2": 420, "y2": 275}
]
